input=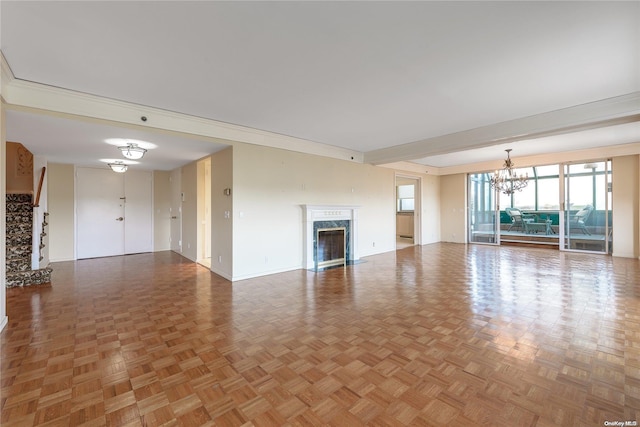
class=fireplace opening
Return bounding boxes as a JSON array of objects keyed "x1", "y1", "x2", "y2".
[{"x1": 316, "y1": 227, "x2": 346, "y2": 269}]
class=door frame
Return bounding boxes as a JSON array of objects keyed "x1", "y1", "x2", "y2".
[
  {"x1": 467, "y1": 171, "x2": 500, "y2": 246},
  {"x1": 394, "y1": 173, "x2": 422, "y2": 247},
  {"x1": 559, "y1": 159, "x2": 611, "y2": 254},
  {"x1": 75, "y1": 167, "x2": 154, "y2": 259}
]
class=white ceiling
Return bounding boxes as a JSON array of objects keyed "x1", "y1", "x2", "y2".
[
  {"x1": 1, "y1": 1, "x2": 639, "y2": 170},
  {"x1": 5, "y1": 110, "x2": 227, "y2": 170}
]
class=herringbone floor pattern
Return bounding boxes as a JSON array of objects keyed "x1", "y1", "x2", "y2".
[{"x1": 1, "y1": 244, "x2": 639, "y2": 426}]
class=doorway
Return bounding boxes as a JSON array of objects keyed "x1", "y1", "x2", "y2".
[
  {"x1": 197, "y1": 158, "x2": 212, "y2": 268},
  {"x1": 561, "y1": 160, "x2": 612, "y2": 253},
  {"x1": 468, "y1": 172, "x2": 499, "y2": 245},
  {"x1": 76, "y1": 168, "x2": 152, "y2": 259},
  {"x1": 395, "y1": 175, "x2": 421, "y2": 249}
]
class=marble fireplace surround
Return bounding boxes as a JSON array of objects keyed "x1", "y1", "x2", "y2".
[{"x1": 302, "y1": 205, "x2": 359, "y2": 270}]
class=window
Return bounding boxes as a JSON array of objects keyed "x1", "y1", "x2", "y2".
[
  {"x1": 397, "y1": 184, "x2": 415, "y2": 212},
  {"x1": 537, "y1": 179, "x2": 560, "y2": 210}
]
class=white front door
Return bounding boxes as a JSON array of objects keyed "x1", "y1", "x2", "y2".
[
  {"x1": 124, "y1": 170, "x2": 153, "y2": 254},
  {"x1": 77, "y1": 168, "x2": 125, "y2": 258},
  {"x1": 77, "y1": 168, "x2": 153, "y2": 259}
]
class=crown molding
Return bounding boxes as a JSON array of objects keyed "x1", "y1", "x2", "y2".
[
  {"x1": 1, "y1": 74, "x2": 364, "y2": 163},
  {"x1": 364, "y1": 92, "x2": 640, "y2": 165},
  {"x1": 0, "y1": 51, "x2": 16, "y2": 99}
]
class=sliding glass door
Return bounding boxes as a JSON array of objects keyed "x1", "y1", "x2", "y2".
[
  {"x1": 467, "y1": 160, "x2": 613, "y2": 254},
  {"x1": 468, "y1": 173, "x2": 499, "y2": 244},
  {"x1": 562, "y1": 160, "x2": 611, "y2": 253}
]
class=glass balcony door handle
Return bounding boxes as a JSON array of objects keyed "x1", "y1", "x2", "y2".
[{"x1": 116, "y1": 217, "x2": 124, "y2": 221}]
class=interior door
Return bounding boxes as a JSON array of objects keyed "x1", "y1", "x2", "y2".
[
  {"x1": 124, "y1": 170, "x2": 153, "y2": 254},
  {"x1": 170, "y1": 168, "x2": 182, "y2": 253},
  {"x1": 77, "y1": 168, "x2": 125, "y2": 258},
  {"x1": 468, "y1": 172, "x2": 499, "y2": 244}
]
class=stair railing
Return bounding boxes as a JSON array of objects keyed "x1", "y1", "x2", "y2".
[{"x1": 33, "y1": 166, "x2": 46, "y2": 208}]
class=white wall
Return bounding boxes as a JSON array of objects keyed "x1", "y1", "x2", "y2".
[
  {"x1": 230, "y1": 143, "x2": 396, "y2": 281},
  {"x1": 153, "y1": 171, "x2": 171, "y2": 251}
]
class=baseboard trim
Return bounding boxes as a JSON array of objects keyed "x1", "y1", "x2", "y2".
[
  {"x1": 209, "y1": 267, "x2": 232, "y2": 281},
  {"x1": 232, "y1": 266, "x2": 301, "y2": 282},
  {"x1": 0, "y1": 316, "x2": 8, "y2": 333},
  {"x1": 49, "y1": 257, "x2": 76, "y2": 263}
]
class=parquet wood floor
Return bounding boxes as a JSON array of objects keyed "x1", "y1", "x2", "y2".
[{"x1": 2, "y1": 243, "x2": 640, "y2": 426}]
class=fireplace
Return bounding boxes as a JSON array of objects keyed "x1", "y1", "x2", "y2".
[
  {"x1": 302, "y1": 205, "x2": 359, "y2": 270},
  {"x1": 316, "y1": 227, "x2": 346, "y2": 268}
]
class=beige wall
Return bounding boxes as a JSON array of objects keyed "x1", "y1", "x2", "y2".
[
  {"x1": 231, "y1": 143, "x2": 396, "y2": 280},
  {"x1": 153, "y1": 171, "x2": 171, "y2": 252},
  {"x1": 612, "y1": 155, "x2": 639, "y2": 258},
  {"x1": 421, "y1": 174, "x2": 441, "y2": 244},
  {"x1": 439, "y1": 174, "x2": 467, "y2": 243},
  {"x1": 48, "y1": 163, "x2": 75, "y2": 262},
  {"x1": 1, "y1": 103, "x2": 7, "y2": 330},
  {"x1": 211, "y1": 148, "x2": 233, "y2": 279}
]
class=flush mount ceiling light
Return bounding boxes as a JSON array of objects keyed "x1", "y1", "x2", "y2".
[
  {"x1": 118, "y1": 142, "x2": 147, "y2": 160},
  {"x1": 105, "y1": 138, "x2": 157, "y2": 160},
  {"x1": 108, "y1": 161, "x2": 128, "y2": 173}
]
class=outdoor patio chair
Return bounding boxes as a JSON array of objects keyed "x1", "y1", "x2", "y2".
[
  {"x1": 569, "y1": 205, "x2": 593, "y2": 235},
  {"x1": 505, "y1": 208, "x2": 536, "y2": 232}
]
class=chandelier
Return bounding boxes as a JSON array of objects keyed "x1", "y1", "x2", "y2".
[{"x1": 490, "y1": 149, "x2": 528, "y2": 195}]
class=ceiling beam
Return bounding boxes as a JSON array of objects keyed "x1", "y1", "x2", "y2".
[{"x1": 364, "y1": 92, "x2": 640, "y2": 165}]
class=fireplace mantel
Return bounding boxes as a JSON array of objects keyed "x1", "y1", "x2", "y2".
[{"x1": 302, "y1": 205, "x2": 359, "y2": 270}]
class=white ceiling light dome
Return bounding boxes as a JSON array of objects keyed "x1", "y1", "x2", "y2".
[
  {"x1": 108, "y1": 161, "x2": 128, "y2": 173},
  {"x1": 118, "y1": 142, "x2": 147, "y2": 160}
]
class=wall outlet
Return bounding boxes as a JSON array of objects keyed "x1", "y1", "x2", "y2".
[{"x1": 218, "y1": 255, "x2": 222, "y2": 263}]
